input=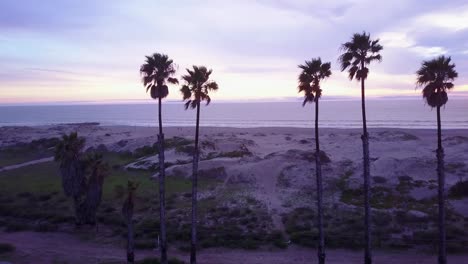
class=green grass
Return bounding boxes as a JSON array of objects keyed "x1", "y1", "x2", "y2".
[
  {"x1": 0, "y1": 162, "x2": 62, "y2": 195},
  {"x1": 0, "y1": 138, "x2": 59, "y2": 167},
  {"x1": 0, "y1": 154, "x2": 223, "y2": 240},
  {"x1": 0, "y1": 164, "x2": 220, "y2": 209}
]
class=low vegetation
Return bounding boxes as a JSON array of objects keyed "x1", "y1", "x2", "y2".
[
  {"x1": 0, "y1": 137, "x2": 59, "y2": 167},
  {"x1": 0, "y1": 242, "x2": 16, "y2": 254},
  {"x1": 448, "y1": 181, "x2": 468, "y2": 199}
]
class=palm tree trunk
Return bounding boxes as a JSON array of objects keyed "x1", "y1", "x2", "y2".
[
  {"x1": 190, "y1": 100, "x2": 201, "y2": 264},
  {"x1": 360, "y1": 67, "x2": 372, "y2": 264},
  {"x1": 127, "y1": 219, "x2": 135, "y2": 264},
  {"x1": 436, "y1": 106, "x2": 446, "y2": 264},
  {"x1": 158, "y1": 97, "x2": 167, "y2": 264},
  {"x1": 315, "y1": 99, "x2": 325, "y2": 264}
]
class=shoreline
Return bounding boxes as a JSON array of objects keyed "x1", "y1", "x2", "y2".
[{"x1": 2, "y1": 123, "x2": 468, "y2": 130}]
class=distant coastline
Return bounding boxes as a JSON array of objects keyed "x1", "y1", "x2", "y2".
[{"x1": 1, "y1": 100, "x2": 467, "y2": 129}]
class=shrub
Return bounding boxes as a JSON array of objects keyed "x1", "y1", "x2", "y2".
[
  {"x1": 135, "y1": 240, "x2": 155, "y2": 249},
  {"x1": 138, "y1": 257, "x2": 160, "y2": 264},
  {"x1": 0, "y1": 243, "x2": 15, "y2": 254},
  {"x1": 34, "y1": 222, "x2": 58, "y2": 232},
  {"x1": 290, "y1": 231, "x2": 318, "y2": 247},
  {"x1": 448, "y1": 181, "x2": 468, "y2": 199},
  {"x1": 166, "y1": 137, "x2": 193, "y2": 149},
  {"x1": 5, "y1": 221, "x2": 30, "y2": 232},
  {"x1": 372, "y1": 176, "x2": 387, "y2": 184},
  {"x1": 300, "y1": 150, "x2": 331, "y2": 163},
  {"x1": 175, "y1": 145, "x2": 195, "y2": 155}
]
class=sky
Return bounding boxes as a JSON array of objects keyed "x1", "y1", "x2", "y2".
[{"x1": 0, "y1": 0, "x2": 468, "y2": 104}]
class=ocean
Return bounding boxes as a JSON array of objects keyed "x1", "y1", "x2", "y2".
[{"x1": 0, "y1": 99, "x2": 467, "y2": 129}]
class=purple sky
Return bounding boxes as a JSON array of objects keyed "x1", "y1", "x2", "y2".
[{"x1": 1, "y1": 0, "x2": 467, "y2": 104}]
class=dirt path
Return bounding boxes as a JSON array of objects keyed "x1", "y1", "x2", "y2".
[
  {"x1": 1, "y1": 231, "x2": 468, "y2": 263},
  {"x1": 0, "y1": 157, "x2": 53, "y2": 172}
]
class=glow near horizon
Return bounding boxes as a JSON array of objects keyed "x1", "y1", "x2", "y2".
[{"x1": 0, "y1": 0, "x2": 468, "y2": 104}]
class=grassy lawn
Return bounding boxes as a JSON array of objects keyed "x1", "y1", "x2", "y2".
[
  {"x1": 0, "y1": 138, "x2": 58, "y2": 168},
  {"x1": 0, "y1": 147, "x2": 54, "y2": 168}
]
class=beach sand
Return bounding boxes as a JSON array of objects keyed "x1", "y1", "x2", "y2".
[{"x1": 0, "y1": 124, "x2": 467, "y2": 263}]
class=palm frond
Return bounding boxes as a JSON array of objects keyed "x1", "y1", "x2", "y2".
[
  {"x1": 181, "y1": 65, "x2": 218, "y2": 110},
  {"x1": 339, "y1": 32, "x2": 382, "y2": 81},
  {"x1": 140, "y1": 53, "x2": 178, "y2": 99},
  {"x1": 416, "y1": 55, "x2": 458, "y2": 107},
  {"x1": 297, "y1": 58, "x2": 331, "y2": 105}
]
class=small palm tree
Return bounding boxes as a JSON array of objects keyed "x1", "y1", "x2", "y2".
[
  {"x1": 54, "y1": 132, "x2": 87, "y2": 225},
  {"x1": 140, "y1": 53, "x2": 178, "y2": 264},
  {"x1": 416, "y1": 55, "x2": 458, "y2": 264},
  {"x1": 82, "y1": 153, "x2": 109, "y2": 227},
  {"x1": 122, "y1": 181, "x2": 139, "y2": 264},
  {"x1": 338, "y1": 31, "x2": 383, "y2": 264},
  {"x1": 180, "y1": 66, "x2": 218, "y2": 264},
  {"x1": 298, "y1": 58, "x2": 331, "y2": 264}
]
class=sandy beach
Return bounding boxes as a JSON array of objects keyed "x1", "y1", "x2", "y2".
[{"x1": 0, "y1": 124, "x2": 467, "y2": 263}]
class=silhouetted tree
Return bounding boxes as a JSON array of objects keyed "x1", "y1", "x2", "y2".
[
  {"x1": 140, "y1": 53, "x2": 178, "y2": 264},
  {"x1": 298, "y1": 58, "x2": 331, "y2": 264},
  {"x1": 181, "y1": 66, "x2": 218, "y2": 264},
  {"x1": 339, "y1": 32, "x2": 382, "y2": 264},
  {"x1": 416, "y1": 55, "x2": 458, "y2": 264},
  {"x1": 55, "y1": 132, "x2": 109, "y2": 227},
  {"x1": 54, "y1": 132, "x2": 87, "y2": 225},
  {"x1": 81, "y1": 153, "x2": 108, "y2": 227},
  {"x1": 122, "y1": 181, "x2": 139, "y2": 264}
]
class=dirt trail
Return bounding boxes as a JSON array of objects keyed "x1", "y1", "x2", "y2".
[
  {"x1": 1, "y1": 231, "x2": 468, "y2": 264},
  {"x1": 0, "y1": 157, "x2": 53, "y2": 172}
]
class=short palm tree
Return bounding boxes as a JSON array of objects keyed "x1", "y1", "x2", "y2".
[
  {"x1": 140, "y1": 53, "x2": 178, "y2": 264},
  {"x1": 298, "y1": 58, "x2": 331, "y2": 264},
  {"x1": 416, "y1": 55, "x2": 458, "y2": 264},
  {"x1": 180, "y1": 66, "x2": 218, "y2": 264},
  {"x1": 339, "y1": 31, "x2": 383, "y2": 264},
  {"x1": 122, "y1": 181, "x2": 139, "y2": 264},
  {"x1": 82, "y1": 153, "x2": 109, "y2": 226},
  {"x1": 54, "y1": 132, "x2": 87, "y2": 225}
]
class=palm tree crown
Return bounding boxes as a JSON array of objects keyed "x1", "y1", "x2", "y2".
[
  {"x1": 140, "y1": 53, "x2": 179, "y2": 99},
  {"x1": 298, "y1": 58, "x2": 332, "y2": 106},
  {"x1": 180, "y1": 66, "x2": 219, "y2": 109},
  {"x1": 54, "y1": 132, "x2": 85, "y2": 162},
  {"x1": 339, "y1": 32, "x2": 383, "y2": 80},
  {"x1": 416, "y1": 56, "x2": 458, "y2": 108}
]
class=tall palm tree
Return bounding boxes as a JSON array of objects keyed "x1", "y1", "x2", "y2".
[
  {"x1": 416, "y1": 56, "x2": 458, "y2": 264},
  {"x1": 54, "y1": 132, "x2": 87, "y2": 225},
  {"x1": 298, "y1": 58, "x2": 331, "y2": 264},
  {"x1": 181, "y1": 66, "x2": 218, "y2": 264},
  {"x1": 140, "y1": 53, "x2": 178, "y2": 264},
  {"x1": 338, "y1": 32, "x2": 382, "y2": 264}
]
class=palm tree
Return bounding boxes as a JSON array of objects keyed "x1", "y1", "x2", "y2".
[
  {"x1": 180, "y1": 66, "x2": 218, "y2": 264},
  {"x1": 416, "y1": 56, "x2": 458, "y2": 264},
  {"x1": 338, "y1": 31, "x2": 383, "y2": 264},
  {"x1": 122, "y1": 181, "x2": 139, "y2": 264},
  {"x1": 140, "y1": 53, "x2": 178, "y2": 264},
  {"x1": 298, "y1": 58, "x2": 331, "y2": 264},
  {"x1": 54, "y1": 132, "x2": 87, "y2": 225},
  {"x1": 82, "y1": 153, "x2": 109, "y2": 227}
]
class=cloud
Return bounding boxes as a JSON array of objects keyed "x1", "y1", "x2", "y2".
[{"x1": 0, "y1": 0, "x2": 467, "y2": 103}]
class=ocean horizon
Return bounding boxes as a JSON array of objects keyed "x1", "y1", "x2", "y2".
[{"x1": 1, "y1": 99, "x2": 467, "y2": 129}]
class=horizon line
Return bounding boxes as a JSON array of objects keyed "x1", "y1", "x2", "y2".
[{"x1": 1, "y1": 94, "x2": 467, "y2": 106}]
